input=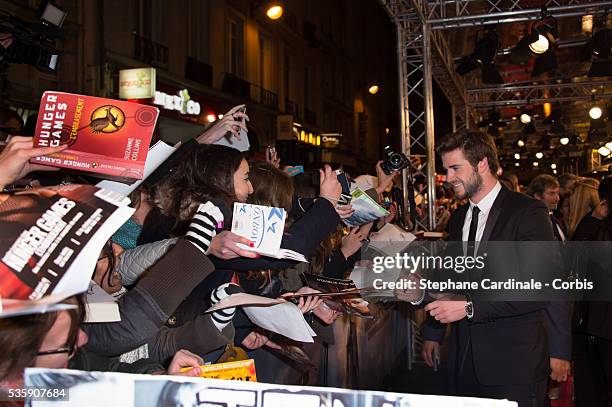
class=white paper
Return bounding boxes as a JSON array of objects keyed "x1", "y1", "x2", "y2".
[
  {"x1": 243, "y1": 302, "x2": 316, "y2": 343},
  {"x1": 214, "y1": 131, "x2": 251, "y2": 152},
  {"x1": 96, "y1": 141, "x2": 176, "y2": 196},
  {"x1": 25, "y1": 367, "x2": 519, "y2": 407},
  {"x1": 84, "y1": 281, "x2": 120, "y2": 323}
]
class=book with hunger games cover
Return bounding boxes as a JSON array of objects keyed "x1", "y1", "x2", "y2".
[{"x1": 31, "y1": 91, "x2": 159, "y2": 180}]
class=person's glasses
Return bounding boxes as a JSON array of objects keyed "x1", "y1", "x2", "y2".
[{"x1": 37, "y1": 330, "x2": 79, "y2": 359}]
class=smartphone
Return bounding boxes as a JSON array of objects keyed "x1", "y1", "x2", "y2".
[
  {"x1": 238, "y1": 106, "x2": 248, "y2": 141},
  {"x1": 336, "y1": 170, "x2": 352, "y2": 204}
]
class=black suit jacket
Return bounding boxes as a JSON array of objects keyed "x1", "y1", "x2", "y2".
[{"x1": 423, "y1": 186, "x2": 555, "y2": 387}]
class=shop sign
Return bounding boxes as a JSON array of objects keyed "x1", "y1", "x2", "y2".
[
  {"x1": 153, "y1": 89, "x2": 201, "y2": 115},
  {"x1": 119, "y1": 68, "x2": 156, "y2": 99}
]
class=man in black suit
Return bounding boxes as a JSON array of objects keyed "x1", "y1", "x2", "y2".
[{"x1": 419, "y1": 130, "x2": 555, "y2": 407}]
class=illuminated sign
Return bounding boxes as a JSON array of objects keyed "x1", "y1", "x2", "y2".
[
  {"x1": 119, "y1": 68, "x2": 156, "y2": 99},
  {"x1": 153, "y1": 89, "x2": 201, "y2": 115}
]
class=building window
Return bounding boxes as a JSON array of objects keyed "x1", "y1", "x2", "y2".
[{"x1": 226, "y1": 16, "x2": 244, "y2": 77}]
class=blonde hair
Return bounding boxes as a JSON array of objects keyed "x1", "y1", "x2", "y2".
[{"x1": 568, "y1": 178, "x2": 600, "y2": 238}]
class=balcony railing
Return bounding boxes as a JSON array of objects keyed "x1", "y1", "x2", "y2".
[
  {"x1": 221, "y1": 72, "x2": 279, "y2": 110},
  {"x1": 285, "y1": 99, "x2": 300, "y2": 119},
  {"x1": 133, "y1": 33, "x2": 168, "y2": 70}
]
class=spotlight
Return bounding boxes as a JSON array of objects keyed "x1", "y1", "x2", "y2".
[
  {"x1": 515, "y1": 162, "x2": 520, "y2": 167},
  {"x1": 514, "y1": 153, "x2": 521, "y2": 159},
  {"x1": 456, "y1": 29, "x2": 503, "y2": 84},
  {"x1": 551, "y1": 163, "x2": 557, "y2": 169},
  {"x1": 598, "y1": 146, "x2": 611, "y2": 156},
  {"x1": 590, "y1": 106, "x2": 603, "y2": 120},
  {"x1": 553, "y1": 169, "x2": 558, "y2": 174},
  {"x1": 529, "y1": 35, "x2": 550, "y2": 54},
  {"x1": 560, "y1": 137, "x2": 569, "y2": 145},
  {"x1": 533, "y1": 162, "x2": 539, "y2": 167},
  {"x1": 517, "y1": 139, "x2": 525, "y2": 148},
  {"x1": 585, "y1": 28, "x2": 611, "y2": 77},
  {"x1": 524, "y1": 121, "x2": 537, "y2": 135},
  {"x1": 477, "y1": 109, "x2": 506, "y2": 135},
  {"x1": 511, "y1": 17, "x2": 557, "y2": 64},
  {"x1": 368, "y1": 85, "x2": 379, "y2": 95},
  {"x1": 536, "y1": 152, "x2": 544, "y2": 159},
  {"x1": 37, "y1": 1, "x2": 68, "y2": 28},
  {"x1": 520, "y1": 113, "x2": 532, "y2": 124},
  {"x1": 607, "y1": 141, "x2": 612, "y2": 151},
  {"x1": 206, "y1": 114, "x2": 216, "y2": 122}
]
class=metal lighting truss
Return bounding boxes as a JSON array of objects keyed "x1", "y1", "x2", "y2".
[
  {"x1": 468, "y1": 80, "x2": 612, "y2": 108},
  {"x1": 381, "y1": 0, "x2": 473, "y2": 231},
  {"x1": 381, "y1": 0, "x2": 609, "y2": 232},
  {"x1": 423, "y1": 0, "x2": 612, "y2": 29}
]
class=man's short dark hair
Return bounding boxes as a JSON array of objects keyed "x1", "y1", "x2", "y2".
[
  {"x1": 599, "y1": 176, "x2": 612, "y2": 200},
  {"x1": 436, "y1": 129, "x2": 499, "y2": 175},
  {"x1": 528, "y1": 174, "x2": 559, "y2": 197}
]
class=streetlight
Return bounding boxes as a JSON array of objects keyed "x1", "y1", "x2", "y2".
[{"x1": 266, "y1": 5, "x2": 283, "y2": 20}]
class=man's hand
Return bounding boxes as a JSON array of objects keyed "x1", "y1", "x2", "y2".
[
  {"x1": 167, "y1": 349, "x2": 204, "y2": 377},
  {"x1": 0, "y1": 136, "x2": 67, "y2": 188},
  {"x1": 425, "y1": 300, "x2": 467, "y2": 323},
  {"x1": 550, "y1": 357, "x2": 570, "y2": 382},
  {"x1": 375, "y1": 160, "x2": 400, "y2": 195},
  {"x1": 196, "y1": 104, "x2": 249, "y2": 144},
  {"x1": 319, "y1": 164, "x2": 341, "y2": 204},
  {"x1": 208, "y1": 231, "x2": 259, "y2": 259},
  {"x1": 422, "y1": 340, "x2": 440, "y2": 368}
]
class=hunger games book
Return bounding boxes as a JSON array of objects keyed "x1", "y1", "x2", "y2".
[{"x1": 31, "y1": 91, "x2": 159, "y2": 180}]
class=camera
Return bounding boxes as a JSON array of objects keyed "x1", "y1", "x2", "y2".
[{"x1": 380, "y1": 145, "x2": 409, "y2": 175}]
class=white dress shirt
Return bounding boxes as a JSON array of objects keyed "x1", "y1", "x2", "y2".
[{"x1": 462, "y1": 181, "x2": 502, "y2": 253}]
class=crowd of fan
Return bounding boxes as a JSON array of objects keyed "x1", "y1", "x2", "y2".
[{"x1": 0, "y1": 104, "x2": 401, "y2": 395}]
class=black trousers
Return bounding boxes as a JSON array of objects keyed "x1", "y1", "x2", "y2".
[
  {"x1": 456, "y1": 342, "x2": 548, "y2": 407},
  {"x1": 574, "y1": 334, "x2": 612, "y2": 407}
]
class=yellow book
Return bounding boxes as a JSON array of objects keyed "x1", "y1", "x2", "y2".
[{"x1": 181, "y1": 359, "x2": 257, "y2": 382}]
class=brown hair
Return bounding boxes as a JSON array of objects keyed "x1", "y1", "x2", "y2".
[
  {"x1": 528, "y1": 174, "x2": 559, "y2": 198},
  {"x1": 436, "y1": 129, "x2": 500, "y2": 175},
  {"x1": 149, "y1": 144, "x2": 244, "y2": 231},
  {"x1": 247, "y1": 161, "x2": 294, "y2": 211},
  {"x1": 0, "y1": 295, "x2": 85, "y2": 381}
]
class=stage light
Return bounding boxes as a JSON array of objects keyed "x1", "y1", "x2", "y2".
[
  {"x1": 553, "y1": 169, "x2": 558, "y2": 174},
  {"x1": 598, "y1": 146, "x2": 611, "y2": 156},
  {"x1": 551, "y1": 163, "x2": 557, "y2": 169},
  {"x1": 533, "y1": 162, "x2": 539, "y2": 167},
  {"x1": 586, "y1": 28, "x2": 611, "y2": 77},
  {"x1": 560, "y1": 137, "x2": 569, "y2": 145},
  {"x1": 217, "y1": 114, "x2": 224, "y2": 119},
  {"x1": 206, "y1": 114, "x2": 216, "y2": 122},
  {"x1": 590, "y1": 106, "x2": 603, "y2": 120},
  {"x1": 536, "y1": 152, "x2": 544, "y2": 159},
  {"x1": 37, "y1": 1, "x2": 68, "y2": 28},
  {"x1": 456, "y1": 29, "x2": 503, "y2": 84},
  {"x1": 368, "y1": 85, "x2": 379, "y2": 95},
  {"x1": 606, "y1": 141, "x2": 612, "y2": 151},
  {"x1": 515, "y1": 162, "x2": 520, "y2": 167},
  {"x1": 520, "y1": 113, "x2": 532, "y2": 124},
  {"x1": 266, "y1": 5, "x2": 283, "y2": 20},
  {"x1": 529, "y1": 35, "x2": 550, "y2": 54},
  {"x1": 514, "y1": 153, "x2": 520, "y2": 159},
  {"x1": 517, "y1": 139, "x2": 525, "y2": 148}
]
